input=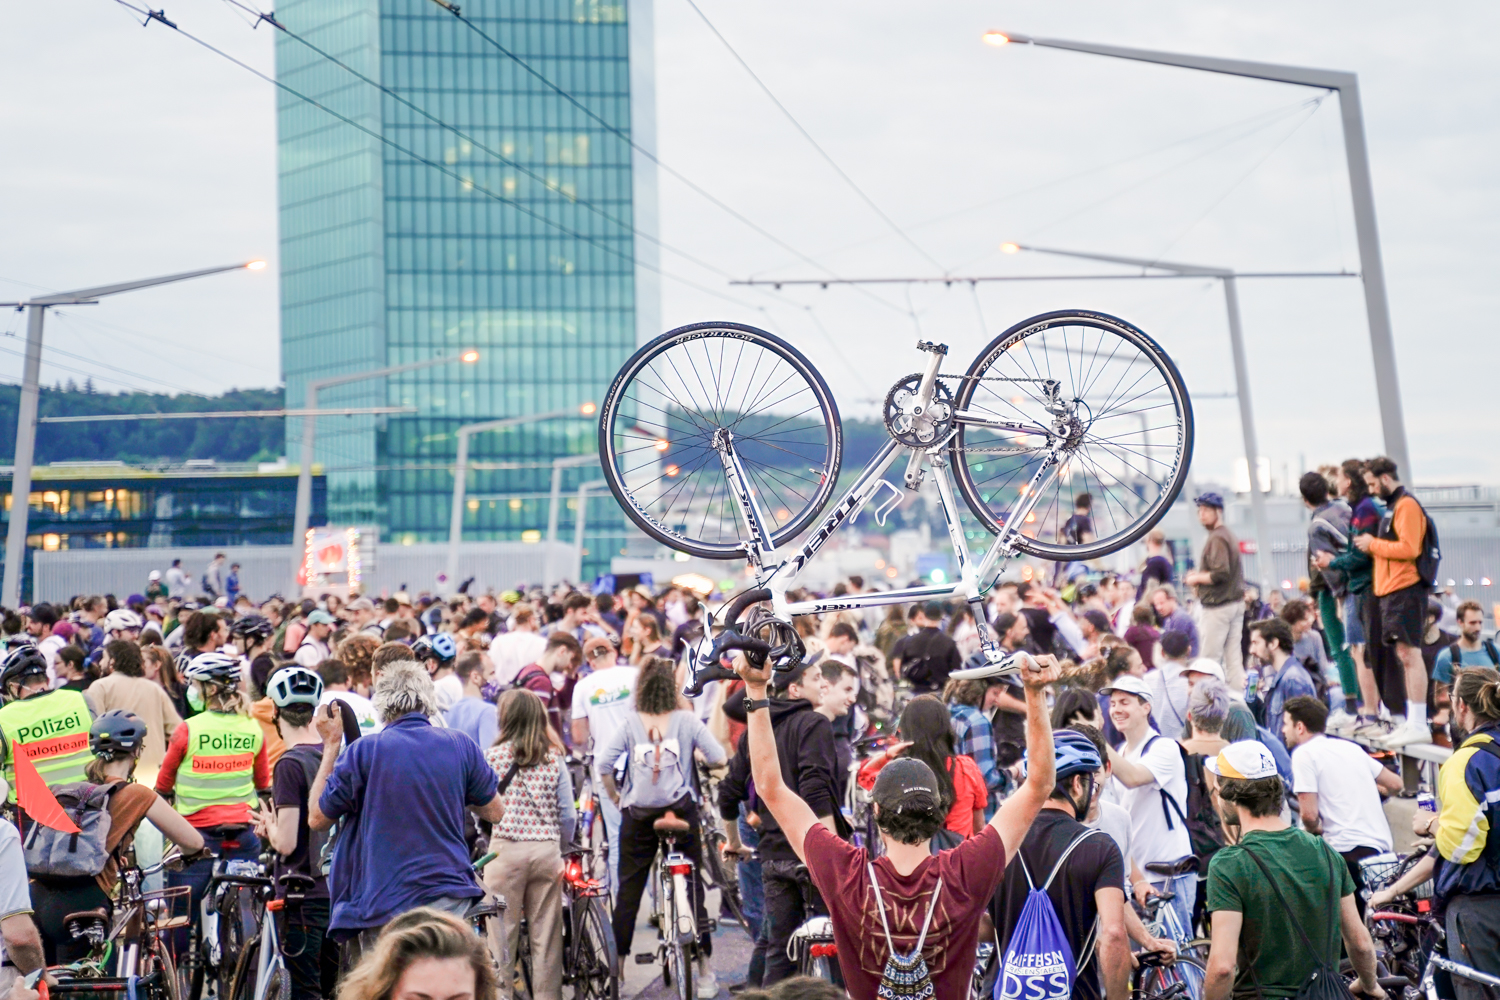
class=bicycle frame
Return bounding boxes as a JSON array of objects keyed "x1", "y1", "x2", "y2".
[{"x1": 711, "y1": 341, "x2": 1066, "y2": 657}]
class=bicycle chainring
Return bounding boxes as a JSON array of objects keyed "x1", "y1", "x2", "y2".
[{"x1": 883, "y1": 374, "x2": 956, "y2": 448}]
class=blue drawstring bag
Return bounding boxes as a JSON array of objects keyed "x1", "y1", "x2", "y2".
[{"x1": 997, "y1": 830, "x2": 1102, "y2": 1000}]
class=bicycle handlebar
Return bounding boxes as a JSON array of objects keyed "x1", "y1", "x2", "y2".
[{"x1": 683, "y1": 588, "x2": 773, "y2": 697}]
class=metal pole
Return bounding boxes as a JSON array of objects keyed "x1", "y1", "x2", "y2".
[
  {"x1": 573, "y1": 480, "x2": 607, "y2": 584},
  {"x1": 291, "y1": 380, "x2": 318, "y2": 590},
  {"x1": 1222, "y1": 276, "x2": 1271, "y2": 589},
  {"x1": 996, "y1": 33, "x2": 1410, "y2": 476},
  {"x1": 445, "y1": 427, "x2": 472, "y2": 595},
  {"x1": 545, "y1": 462, "x2": 564, "y2": 585},
  {"x1": 3, "y1": 306, "x2": 47, "y2": 607}
]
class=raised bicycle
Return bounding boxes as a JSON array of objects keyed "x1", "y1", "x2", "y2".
[{"x1": 597, "y1": 312, "x2": 1192, "y2": 688}]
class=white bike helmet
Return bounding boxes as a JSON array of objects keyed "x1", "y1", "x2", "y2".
[
  {"x1": 105, "y1": 608, "x2": 144, "y2": 633},
  {"x1": 182, "y1": 652, "x2": 243, "y2": 686},
  {"x1": 267, "y1": 666, "x2": 323, "y2": 708}
]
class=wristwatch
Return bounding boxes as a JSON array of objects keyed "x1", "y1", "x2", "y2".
[{"x1": 745, "y1": 697, "x2": 772, "y2": 713}]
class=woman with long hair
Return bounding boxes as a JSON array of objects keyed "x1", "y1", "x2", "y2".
[
  {"x1": 337, "y1": 907, "x2": 497, "y2": 1000},
  {"x1": 481, "y1": 689, "x2": 575, "y2": 1000},
  {"x1": 627, "y1": 613, "x2": 669, "y2": 665},
  {"x1": 142, "y1": 644, "x2": 189, "y2": 720},
  {"x1": 28, "y1": 711, "x2": 204, "y2": 964},
  {"x1": 1320, "y1": 457, "x2": 1385, "y2": 733},
  {"x1": 858, "y1": 694, "x2": 988, "y2": 838},
  {"x1": 598, "y1": 656, "x2": 726, "y2": 989}
]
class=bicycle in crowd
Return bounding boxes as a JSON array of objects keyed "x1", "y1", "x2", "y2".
[
  {"x1": 1136, "y1": 892, "x2": 1208, "y2": 1000},
  {"x1": 507, "y1": 842, "x2": 616, "y2": 1000},
  {"x1": 631, "y1": 810, "x2": 710, "y2": 1000},
  {"x1": 1361, "y1": 851, "x2": 1500, "y2": 999},
  {"x1": 46, "y1": 846, "x2": 195, "y2": 1000},
  {"x1": 694, "y1": 758, "x2": 750, "y2": 935}
]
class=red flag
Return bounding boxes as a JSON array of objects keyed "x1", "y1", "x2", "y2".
[{"x1": 14, "y1": 744, "x2": 80, "y2": 834}]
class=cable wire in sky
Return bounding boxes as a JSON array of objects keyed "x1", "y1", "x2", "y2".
[{"x1": 677, "y1": 0, "x2": 948, "y2": 274}]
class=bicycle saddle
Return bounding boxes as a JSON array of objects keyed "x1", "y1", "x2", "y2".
[
  {"x1": 279, "y1": 873, "x2": 317, "y2": 894},
  {"x1": 64, "y1": 909, "x2": 110, "y2": 942},
  {"x1": 653, "y1": 811, "x2": 691, "y2": 835},
  {"x1": 1145, "y1": 857, "x2": 1200, "y2": 878}
]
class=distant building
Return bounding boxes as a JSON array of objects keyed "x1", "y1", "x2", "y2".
[
  {"x1": 274, "y1": 0, "x2": 658, "y2": 582},
  {"x1": 0, "y1": 461, "x2": 326, "y2": 599}
]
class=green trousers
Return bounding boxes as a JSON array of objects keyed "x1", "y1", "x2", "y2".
[{"x1": 1318, "y1": 587, "x2": 1358, "y2": 699}]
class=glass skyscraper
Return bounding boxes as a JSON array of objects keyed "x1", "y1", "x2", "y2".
[{"x1": 275, "y1": 0, "x2": 658, "y2": 582}]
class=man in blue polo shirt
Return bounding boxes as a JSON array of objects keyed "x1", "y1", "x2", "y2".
[{"x1": 308, "y1": 661, "x2": 502, "y2": 957}]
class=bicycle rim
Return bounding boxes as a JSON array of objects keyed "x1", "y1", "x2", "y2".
[
  {"x1": 667, "y1": 942, "x2": 694, "y2": 1000},
  {"x1": 600, "y1": 322, "x2": 842, "y2": 559},
  {"x1": 701, "y1": 834, "x2": 748, "y2": 933},
  {"x1": 1169, "y1": 956, "x2": 1209, "y2": 1000},
  {"x1": 951, "y1": 309, "x2": 1193, "y2": 560},
  {"x1": 579, "y1": 896, "x2": 619, "y2": 1000},
  {"x1": 228, "y1": 940, "x2": 258, "y2": 1000}
]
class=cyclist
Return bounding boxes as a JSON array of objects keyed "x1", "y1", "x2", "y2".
[
  {"x1": 482, "y1": 689, "x2": 577, "y2": 1000},
  {"x1": 598, "y1": 656, "x2": 725, "y2": 995},
  {"x1": 413, "y1": 633, "x2": 462, "y2": 711},
  {"x1": 1431, "y1": 666, "x2": 1500, "y2": 998},
  {"x1": 293, "y1": 610, "x2": 337, "y2": 669},
  {"x1": 30, "y1": 711, "x2": 204, "y2": 964},
  {"x1": 0, "y1": 776, "x2": 45, "y2": 994},
  {"x1": 253, "y1": 666, "x2": 337, "y2": 1000},
  {"x1": 1201, "y1": 740, "x2": 1384, "y2": 1000},
  {"x1": 570, "y1": 636, "x2": 639, "y2": 892},
  {"x1": 0, "y1": 644, "x2": 96, "y2": 815},
  {"x1": 154, "y1": 651, "x2": 272, "y2": 940},
  {"x1": 236, "y1": 615, "x2": 287, "y2": 765},
  {"x1": 992, "y1": 729, "x2": 1130, "y2": 1000},
  {"x1": 734, "y1": 647, "x2": 1060, "y2": 1000},
  {"x1": 103, "y1": 608, "x2": 144, "y2": 643}
]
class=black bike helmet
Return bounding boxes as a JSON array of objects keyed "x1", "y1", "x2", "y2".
[
  {"x1": 231, "y1": 614, "x2": 275, "y2": 641},
  {"x1": 1, "y1": 643, "x2": 49, "y2": 692},
  {"x1": 90, "y1": 710, "x2": 148, "y2": 759}
]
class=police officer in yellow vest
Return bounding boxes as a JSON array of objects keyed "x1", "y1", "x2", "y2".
[
  {"x1": 154, "y1": 652, "x2": 270, "y2": 945},
  {"x1": 0, "y1": 644, "x2": 96, "y2": 815}
]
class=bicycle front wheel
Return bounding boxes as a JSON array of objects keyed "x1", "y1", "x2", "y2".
[
  {"x1": 600, "y1": 322, "x2": 842, "y2": 559},
  {"x1": 951, "y1": 310, "x2": 1193, "y2": 560}
]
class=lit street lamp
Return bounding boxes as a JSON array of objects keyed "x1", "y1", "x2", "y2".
[
  {"x1": 291, "y1": 349, "x2": 479, "y2": 589},
  {"x1": 444, "y1": 402, "x2": 597, "y2": 594},
  {"x1": 0, "y1": 261, "x2": 266, "y2": 606},
  {"x1": 1008, "y1": 243, "x2": 1271, "y2": 587},
  {"x1": 984, "y1": 31, "x2": 1411, "y2": 478}
]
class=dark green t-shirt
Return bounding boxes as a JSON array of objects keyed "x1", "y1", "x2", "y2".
[{"x1": 1205, "y1": 826, "x2": 1355, "y2": 999}]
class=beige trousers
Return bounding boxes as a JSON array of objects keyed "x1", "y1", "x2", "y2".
[
  {"x1": 485, "y1": 837, "x2": 564, "y2": 1000},
  {"x1": 1199, "y1": 599, "x2": 1246, "y2": 692}
]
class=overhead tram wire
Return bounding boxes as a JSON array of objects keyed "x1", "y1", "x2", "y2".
[
  {"x1": 733, "y1": 270, "x2": 1358, "y2": 287},
  {"x1": 419, "y1": 0, "x2": 913, "y2": 317},
  {"x1": 103, "y1": 0, "x2": 762, "y2": 313},
  {"x1": 677, "y1": 0, "x2": 947, "y2": 275}
]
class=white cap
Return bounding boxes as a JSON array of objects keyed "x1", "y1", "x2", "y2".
[
  {"x1": 1182, "y1": 658, "x2": 1225, "y2": 682},
  {"x1": 1205, "y1": 740, "x2": 1281, "y2": 780},
  {"x1": 1099, "y1": 674, "x2": 1153, "y2": 702}
]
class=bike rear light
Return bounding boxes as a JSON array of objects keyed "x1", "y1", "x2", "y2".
[
  {"x1": 810, "y1": 943, "x2": 838, "y2": 958},
  {"x1": 668, "y1": 863, "x2": 694, "y2": 876},
  {"x1": 266, "y1": 899, "x2": 285, "y2": 912}
]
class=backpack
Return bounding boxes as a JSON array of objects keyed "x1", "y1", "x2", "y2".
[
  {"x1": 620, "y1": 717, "x2": 691, "y2": 809},
  {"x1": 997, "y1": 830, "x2": 1104, "y2": 1000},
  {"x1": 1448, "y1": 640, "x2": 1500, "y2": 670},
  {"x1": 284, "y1": 746, "x2": 332, "y2": 882},
  {"x1": 1143, "y1": 735, "x2": 1224, "y2": 860},
  {"x1": 1240, "y1": 843, "x2": 1359, "y2": 1000},
  {"x1": 23, "y1": 781, "x2": 120, "y2": 878},
  {"x1": 898, "y1": 632, "x2": 950, "y2": 689},
  {"x1": 1379, "y1": 494, "x2": 1442, "y2": 589},
  {"x1": 868, "y1": 863, "x2": 943, "y2": 1000}
]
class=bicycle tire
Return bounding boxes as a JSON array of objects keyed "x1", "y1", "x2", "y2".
[
  {"x1": 666, "y1": 941, "x2": 694, "y2": 1000},
  {"x1": 146, "y1": 946, "x2": 182, "y2": 1000},
  {"x1": 217, "y1": 890, "x2": 248, "y2": 1000},
  {"x1": 600, "y1": 322, "x2": 843, "y2": 559},
  {"x1": 228, "y1": 940, "x2": 258, "y2": 1000},
  {"x1": 1140, "y1": 955, "x2": 1209, "y2": 1000},
  {"x1": 700, "y1": 830, "x2": 749, "y2": 933},
  {"x1": 950, "y1": 309, "x2": 1193, "y2": 561},
  {"x1": 570, "y1": 895, "x2": 620, "y2": 1000}
]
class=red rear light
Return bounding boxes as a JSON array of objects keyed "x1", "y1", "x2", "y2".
[
  {"x1": 1417, "y1": 898, "x2": 1431, "y2": 913},
  {"x1": 810, "y1": 943, "x2": 837, "y2": 957},
  {"x1": 668, "y1": 863, "x2": 694, "y2": 876},
  {"x1": 266, "y1": 900, "x2": 284, "y2": 912}
]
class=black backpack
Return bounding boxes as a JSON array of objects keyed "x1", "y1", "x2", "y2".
[
  {"x1": 1380, "y1": 493, "x2": 1441, "y2": 589},
  {"x1": 1144, "y1": 735, "x2": 1224, "y2": 861},
  {"x1": 897, "y1": 631, "x2": 950, "y2": 689},
  {"x1": 1449, "y1": 640, "x2": 1500, "y2": 670}
]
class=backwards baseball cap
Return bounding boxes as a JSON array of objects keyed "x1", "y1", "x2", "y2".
[
  {"x1": 872, "y1": 757, "x2": 942, "y2": 817},
  {"x1": 1182, "y1": 657, "x2": 1225, "y2": 682},
  {"x1": 1100, "y1": 674, "x2": 1153, "y2": 703},
  {"x1": 1193, "y1": 491, "x2": 1225, "y2": 509},
  {"x1": 582, "y1": 636, "x2": 616, "y2": 661},
  {"x1": 1205, "y1": 740, "x2": 1280, "y2": 780}
]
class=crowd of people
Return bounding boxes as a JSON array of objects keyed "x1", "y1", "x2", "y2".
[{"x1": 0, "y1": 453, "x2": 1496, "y2": 1000}]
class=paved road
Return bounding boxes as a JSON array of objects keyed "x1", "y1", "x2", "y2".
[{"x1": 622, "y1": 886, "x2": 755, "y2": 999}]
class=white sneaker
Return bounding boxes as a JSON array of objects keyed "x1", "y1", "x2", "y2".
[
  {"x1": 1377, "y1": 721, "x2": 1433, "y2": 749},
  {"x1": 1327, "y1": 708, "x2": 1358, "y2": 734},
  {"x1": 1353, "y1": 717, "x2": 1391, "y2": 739},
  {"x1": 697, "y1": 970, "x2": 720, "y2": 998}
]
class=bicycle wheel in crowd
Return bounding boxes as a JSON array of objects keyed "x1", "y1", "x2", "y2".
[
  {"x1": 665, "y1": 937, "x2": 695, "y2": 1000},
  {"x1": 144, "y1": 947, "x2": 182, "y2": 1000},
  {"x1": 950, "y1": 310, "x2": 1193, "y2": 561},
  {"x1": 228, "y1": 940, "x2": 260, "y2": 1000},
  {"x1": 600, "y1": 322, "x2": 842, "y2": 559},
  {"x1": 217, "y1": 894, "x2": 248, "y2": 1000},
  {"x1": 700, "y1": 831, "x2": 748, "y2": 933},
  {"x1": 569, "y1": 896, "x2": 619, "y2": 1000},
  {"x1": 1141, "y1": 955, "x2": 1209, "y2": 1000}
]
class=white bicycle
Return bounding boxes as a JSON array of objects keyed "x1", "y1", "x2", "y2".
[{"x1": 597, "y1": 311, "x2": 1194, "y2": 685}]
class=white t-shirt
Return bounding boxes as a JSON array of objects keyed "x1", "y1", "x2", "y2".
[
  {"x1": 1090, "y1": 799, "x2": 1135, "y2": 890},
  {"x1": 294, "y1": 638, "x2": 330, "y2": 668},
  {"x1": 0, "y1": 816, "x2": 32, "y2": 989},
  {"x1": 489, "y1": 630, "x2": 547, "y2": 686},
  {"x1": 1104, "y1": 733, "x2": 1190, "y2": 877},
  {"x1": 1144, "y1": 661, "x2": 1191, "y2": 738},
  {"x1": 433, "y1": 674, "x2": 464, "y2": 713},
  {"x1": 1291, "y1": 734, "x2": 1393, "y2": 854},
  {"x1": 319, "y1": 689, "x2": 381, "y2": 734},
  {"x1": 571, "y1": 665, "x2": 639, "y2": 778}
]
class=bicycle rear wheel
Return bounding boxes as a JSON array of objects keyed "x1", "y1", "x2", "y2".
[
  {"x1": 1141, "y1": 955, "x2": 1209, "y2": 1000},
  {"x1": 569, "y1": 896, "x2": 619, "y2": 1000},
  {"x1": 599, "y1": 322, "x2": 842, "y2": 559},
  {"x1": 950, "y1": 310, "x2": 1193, "y2": 560}
]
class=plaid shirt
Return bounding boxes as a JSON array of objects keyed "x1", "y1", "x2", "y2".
[{"x1": 950, "y1": 703, "x2": 1004, "y2": 809}]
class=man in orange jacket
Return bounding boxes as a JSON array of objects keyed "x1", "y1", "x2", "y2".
[{"x1": 1353, "y1": 456, "x2": 1432, "y2": 748}]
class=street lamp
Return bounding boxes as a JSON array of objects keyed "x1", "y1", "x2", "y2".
[
  {"x1": 544, "y1": 454, "x2": 603, "y2": 584},
  {"x1": 571, "y1": 479, "x2": 608, "y2": 583},
  {"x1": 0, "y1": 262, "x2": 264, "y2": 607},
  {"x1": 291, "y1": 350, "x2": 480, "y2": 589},
  {"x1": 1012, "y1": 243, "x2": 1271, "y2": 588},
  {"x1": 444, "y1": 402, "x2": 597, "y2": 594},
  {"x1": 987, "y1": 31, "x2": 1411, "y2": 478}
]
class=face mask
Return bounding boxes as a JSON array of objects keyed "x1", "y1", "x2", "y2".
[{"x1": 187, "y1": 686, "x2": 205, "y2": 712}]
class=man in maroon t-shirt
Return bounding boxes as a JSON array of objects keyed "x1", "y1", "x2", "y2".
[{"x1": 734, "y1": 649, "x2": 1060, "y2": 1000}]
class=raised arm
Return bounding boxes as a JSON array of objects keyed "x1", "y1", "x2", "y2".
[
  {"x1": 989, "y1": 653, "x2": 1060, "y2": 860},
  {"x1": 735, "y1": 655, "x2": 820, "y2": 862}
]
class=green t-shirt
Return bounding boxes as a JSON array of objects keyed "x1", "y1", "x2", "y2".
[{"x1": 1205, "y1": 826, "x2": 1355, "y2": 999}]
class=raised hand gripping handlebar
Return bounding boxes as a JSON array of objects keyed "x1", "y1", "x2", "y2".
[{"x1": 682, "y1": 588, "x2": 780, "y2": 698}]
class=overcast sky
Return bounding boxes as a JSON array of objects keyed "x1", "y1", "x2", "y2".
[{"x1": 2, "y1": 0, "x2": 1497, "y2": 486}]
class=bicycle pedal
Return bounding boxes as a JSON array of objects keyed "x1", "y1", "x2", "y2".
[
  {"x1": 634, "y1": 953, "x2": 657, "y2": 965},
  {"x1": 706, "y1": 918, "x2": 719, "y2": 933}
]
